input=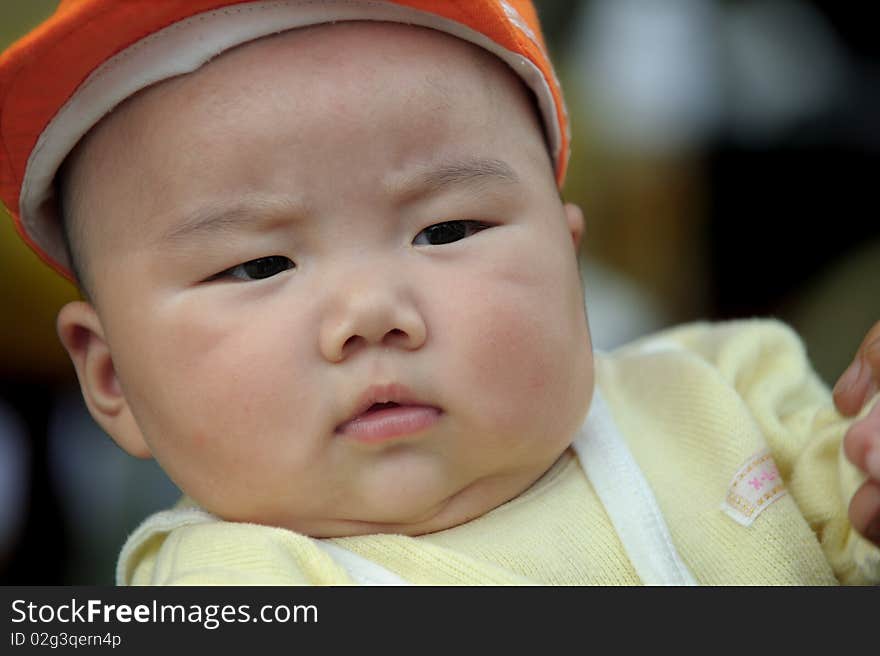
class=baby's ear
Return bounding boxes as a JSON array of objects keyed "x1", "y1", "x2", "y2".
[
  {"x1": 563, "y1": 202, "x2": 584, "y2": 250},
  {"x1": 56, "y1": 301, "x2": 152, "y2": 459}
]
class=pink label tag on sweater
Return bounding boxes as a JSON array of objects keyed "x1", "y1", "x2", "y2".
[{"x1": 721, "y1": 449, "x2": 787, "y2": 526}]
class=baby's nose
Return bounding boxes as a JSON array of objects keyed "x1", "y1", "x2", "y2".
[{"x1": 319, "y1": 287, "x2": 427, "y2": 363}]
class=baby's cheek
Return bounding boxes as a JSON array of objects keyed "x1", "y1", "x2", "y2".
[
  {"x1": 126, "y1": 302, "x2": 318, "y2": 486},
  {"x1": 454, "y1": 286, "x2": 582, "y2": 434}
]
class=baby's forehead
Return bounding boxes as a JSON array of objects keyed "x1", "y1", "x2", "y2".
[
  {"x1": 77, "y1": 21, "x2": 549, "y2": 186},
  {"x1": 181, "y1": 22, "x2": 534, "y2": 116},
  {"x1": 217, "y1": 21, "x2": 503, "y2": 71},
  {"x1": 85, "y1": 23, "x2": 528, "y2": 153},
  {"x1": 66, "y1": 22, "x2": 553, "y2": 253}
]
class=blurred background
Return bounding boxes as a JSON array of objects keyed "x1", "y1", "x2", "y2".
[{"x1": 1, "y1": 0, "x2": 878, "y2": 584}]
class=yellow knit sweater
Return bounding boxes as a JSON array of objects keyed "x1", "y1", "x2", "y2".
[{"x1": 118, "y1": 319, "x2": 880, "y2": 585}]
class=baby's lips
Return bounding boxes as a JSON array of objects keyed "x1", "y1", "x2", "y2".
[
  {"x1": 335, "y1": 404, "x2": 442, "y2": 443},
  {"x1": 335, "y1": 382, "x2": 436, "y2": 432}
]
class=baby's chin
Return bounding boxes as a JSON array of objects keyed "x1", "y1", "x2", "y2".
[
  {"x1": 238, "y1": 461, "x2": 562, "y2": 539},
  {"x1": 269, "y1": 506, "x2": 488, "y2": 539},
  {"x1": 219, "y1": 508, "x2": 458, "y2": 539},
  {"x1": 232, "y1": 501, "x2": 480, "y2": 539}
]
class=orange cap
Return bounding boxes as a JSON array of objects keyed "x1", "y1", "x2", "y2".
[{"x1": 0, "y1": 0, "x2": 569, "y2": 280}]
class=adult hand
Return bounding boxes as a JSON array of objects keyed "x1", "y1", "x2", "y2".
[{"x1": 833, "y1": 321, "x2": 880, "y2": 546}]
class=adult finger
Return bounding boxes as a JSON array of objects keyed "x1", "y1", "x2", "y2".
[
  {"x1": 848, "y1": 479, "x2": 880, "y2": 547},
  {"x1": 842, "y1": 403, "x2": 880, "y2": 476},
  {"x1": 832, "y1": 321, "x2": 880, "y2": 416}
]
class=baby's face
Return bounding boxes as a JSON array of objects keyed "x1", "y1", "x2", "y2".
[{"x1": 65, "y1": 22, "x2": 593, "y2": 536}]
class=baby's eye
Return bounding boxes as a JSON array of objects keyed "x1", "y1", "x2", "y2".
[
  {"x1": 211, "y1": 256, "x2": 295, "y2": 282},
  {"x1": 413, "y1": 220, "x2": 493, "y2": 246}
]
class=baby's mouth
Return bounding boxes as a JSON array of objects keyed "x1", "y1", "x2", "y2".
[
  {"x1": 335, "y1": 386, "x2": 442, "y2": 443},
  {"x1": 364, "y1": 401, "x2": 401, "y2": 413}
]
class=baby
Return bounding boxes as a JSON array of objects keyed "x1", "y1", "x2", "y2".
[{"x1": 1, "y1": 0, "x2": 878, "y2": 585}]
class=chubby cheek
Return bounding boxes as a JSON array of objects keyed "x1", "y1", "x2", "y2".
[
  {"x1": 441, "y1": 240, "x2": 593, "y2": 442},
  {"x1": 113, "y1": 296, "x2": 323, "y2": 507}
]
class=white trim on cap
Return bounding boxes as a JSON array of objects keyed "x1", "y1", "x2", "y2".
[{"x1": 20, "y1": 0, "x2": 562, "y2": 272}]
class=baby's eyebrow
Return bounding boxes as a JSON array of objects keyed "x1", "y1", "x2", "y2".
[
  {"x1": 156, "y1": 159, "x2": 518, "y2": 245},
  {"x1": 158, "y1": 195, "x2": 308, "y2": 245},
  {"x1": 391, "y1": 157, "x2": 520, "y2": 201}
]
